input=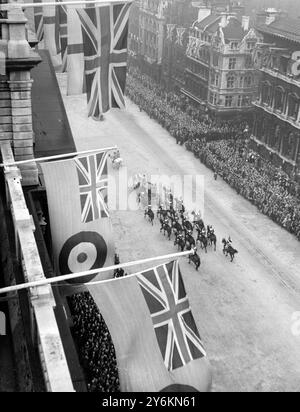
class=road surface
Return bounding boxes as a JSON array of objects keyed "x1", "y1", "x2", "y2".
[{"x1": 57, "y1": 74, "x2": 300, "y2": 392}]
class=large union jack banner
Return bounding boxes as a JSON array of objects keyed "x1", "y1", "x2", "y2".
[
  {"x1": 77, "y1": 3, "x2": 132, "y2": 119},
  {"x1": 75, "y1": 152, "x2": 109, "y2": 223},
  {"x1": 58, "y1": 0, "x2": 68, "y2": 72},
  {"x1": 34, "y1": 0, "x2": 44, "y2": 42},
  {"x1": 137, "y1": 261, "x2": 206, "y2": 371}
]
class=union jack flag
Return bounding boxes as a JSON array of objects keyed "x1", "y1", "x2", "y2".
[
  {"x1": 176, "y1": 28, "x2": 186, "y2": 46},
  {"x1": 75, "y1": 152, "x2": 109, "y2": 223},
  {"x1": 77, "y1": 3, "x2": 132, "y2": 118},
  {"x1": 166, "y1": 24, "x2": 176, "y2": 41},
  {"x1": 34, "y1": 0, "x2": 44, "y2": 41},
  {"x1": 137, "y1": 261, "x2": 206, "y2": 371},
  {"x1": 58, "y1": 0, "x2": 68, "y2": 72}
]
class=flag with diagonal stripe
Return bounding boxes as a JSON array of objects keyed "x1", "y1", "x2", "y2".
[
  {"x1": 75, "y1": 152, "x2": 109, "y2": 223},
  {"x1": 67, "y1": 0, "x2": 86, "y2": 95},
  {"x1": 33, "y1": 0, "x2": 44, "y2": 41},
  {"x1": 89, "y1": 260, "x2": 212, "y2": 391},
  {"x1": 58, "y1": 0, "x2": 68, "y2": 72},
  {"x1": 76, "y1": 2, "x2": 132, "y2": 118},
  {"x1": 40, "y1": 150, "x2": 115, "y2": 289},
  {"x1": 42, "y1": 0, "x2": 61, "y2": 67}
]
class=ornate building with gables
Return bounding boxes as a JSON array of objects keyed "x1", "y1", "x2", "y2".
[
  {"x1": 183, "y1": 1, "x2": 261, "y2": 118},
  {"x1": 251, "y1": 10, "x2": 300, "y2": 176}
]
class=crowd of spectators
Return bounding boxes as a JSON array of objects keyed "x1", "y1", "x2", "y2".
[
  {"x1": 68, "y1": 292, "x2": 120, "y2": 392},
  {"x1": 126, "y1": 67, "x2": 300, "y2": 240},
  {"x1": 126, "y1": 67, "x2": 246, "y2": 143}
]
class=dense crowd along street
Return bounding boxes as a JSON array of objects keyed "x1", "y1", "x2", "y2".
[
  {"x1": 126, "y1": 68, "x2": 300, "y2": 240},
  {"x1": 69, "y1": 293, "x2": 120, "y2": 392}
]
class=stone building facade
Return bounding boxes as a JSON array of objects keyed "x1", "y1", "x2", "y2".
[
  {"x1": 184, "y1": 3, "x2": 260, "y2": 119},
  {"x1": 138, "y1": 0, "x2": 168, "y2": 81},
  {"x1": 251, "y1": 11, "x2": 300, "y2": 175},
  {"x1": 0, "y1": 3, "x2": 40, "y2": 185}
]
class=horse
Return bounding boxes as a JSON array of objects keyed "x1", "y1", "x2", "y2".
[
  {"x1": 222, "y1": 239, "x2": 238, "y2": 262},
  {"x1": 144, "y1": 207, "x2": 154, "y2": 225},
  {"x1": 172, "y1": 221, "x2": 183, "y2": 235},
  {"x1": 161, "y1": 221, "x2": 172, "y2": 240},
  {"x1": 157, "y1": 205, "x2": 167, "y2": 219},
  {"x1": 208, "y1": 232, "x2": 217, "y2": 251},
  {"x1": 182, "y1": 219, "x2": 193, "y2": 233},
  {"x1": 195, "y1": 220, "x2": 205, "y2": 233},
  {"x1": 188, "y1": 249, "x2": 201, "y2": 271},
  {"x1": 174, "y1": 234, "x2": 185, "y2": 252},
  {"x1": 197, "y1": 233, "x2": 208, "y2": 253},
  {"x1": 185, "y1": 232, "x2": 196, "y2": 249}
]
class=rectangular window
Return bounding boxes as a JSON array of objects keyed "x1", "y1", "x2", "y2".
[
  {"x1": 213, "y1": 53, "x2": 219, "y2": 67},
  {"x1": 238, "y1": 95, "x2": 242, "y2": 107},
  {"x1": 231, "y1": 42, "x2": 238, "y2": 50},
  {"x1": 229, "y1": 57, "x2": 236, "y2": 70},
  {"x1": 225, "y1": 96, "x2": 233, "y2": 107},
  {"x1": 215, "y1": 74, "x2": 219, "y2": 86},
  {"x1": 247, "y1": 42, "x2": 256, "y2": 50}
]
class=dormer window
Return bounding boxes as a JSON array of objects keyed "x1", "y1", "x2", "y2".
[
  {"x1": 247, "y1": 42, "x2": 256, "y2": 50},
  {"x1": 231, "y1": 42, "x2": 239, "y2": 50}
]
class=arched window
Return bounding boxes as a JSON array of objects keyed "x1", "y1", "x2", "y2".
[
  {"x1": 287, "y1": 94, "x2": 300, "y2": 120},
  {"x1": 282, "y1": 132, "x2": 297, "y2": 160},
  {"x1": 261, "y1": 82, "x2": 271, "y2": 105},
  {"x1": 274, "y1": 87, "x2": 285, "y2": 111},
  {"x1": 244, "y1": 75, "x2": 252, "y2": 87},
  {"x1": 227, "y1": 75, "x2": 235, "y2": 88}
]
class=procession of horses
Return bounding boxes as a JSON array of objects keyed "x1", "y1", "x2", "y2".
[{"x1": 135, "y1": 178, "x2": 239, "y2": 270}]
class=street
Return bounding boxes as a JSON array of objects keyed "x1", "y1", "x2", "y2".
[{"x1": 57, "y1": 73, "x2": 300, "y2": 392}]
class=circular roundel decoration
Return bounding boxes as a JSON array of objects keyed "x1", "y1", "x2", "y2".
[
  {"x1": 160, "y1": 384, "x2": 199, "y2": 392},
  {"x1": 59, "y1": 231, "x2": 107, "y2": 284}
]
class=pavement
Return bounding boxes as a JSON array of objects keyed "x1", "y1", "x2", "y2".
[{"x1": 57, "y1": 73, "x2": 300, "y2": 392}]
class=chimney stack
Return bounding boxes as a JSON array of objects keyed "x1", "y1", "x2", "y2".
[
  {"x1": 220, "y1": 13, "x2": 228, "y2": 28},
  {"x1": 242, "y1": 16, "x2": 250, "y2": 31}
]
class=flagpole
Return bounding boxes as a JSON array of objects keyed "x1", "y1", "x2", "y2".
[
  {"x1": 0, "y1": 250, "x2": 192, "y2": 296},
  {"x1": 0, "y1": 146, "x2": 117, "y2": 167},
  {"x1": 0, "y1": 0, "x2": 133, "y2": 10}
]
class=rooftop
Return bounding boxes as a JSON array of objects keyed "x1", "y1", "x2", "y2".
[
  {"x1": 256, "y1": 17, "x2": 300, "y2": 43},
  {"x1": 195, "y1": 14, "x2": 246, "y2": 40}
]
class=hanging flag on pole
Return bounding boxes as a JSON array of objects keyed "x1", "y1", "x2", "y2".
[
  {"x1": 76, "y1": 2, "x2": 132, "y2": 118},
  {"x1": 33, "y1": 0, "x2": 44, "y2": 41},
  {"x1": 42, "y1": 0, "x2": 61, "y2": 67},
  {"x1": 58, "y1": 0, "x2": 68, "y2": 72},
  {"x1": 41, "y1": 150, "x2": 115, "y2": 286},
  {"x1": 67, "y1": 0, "x2": 86, "y2": 95},
  {"x1": 89, "y1": 260, "x2": 212, "y2": 391}
]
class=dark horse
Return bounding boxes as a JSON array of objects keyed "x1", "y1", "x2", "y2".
[
  {"x1": 188, "y1": 249, "x2": 201, "y2": 271},
  {"x1": 208, "y1": 232, "x2": 217, "y2": 251},
  {"x1": 172, "y1": 220, "x2": 183, "y2": 235},
  {"x1": 185, "y1": 232, "x2": 196, "y2": 249},
  {"x1": 222, "y1": 239, "x2": 238, "y2": 262},
  {"x1": 197, "y1": 233, "x2": 208, "y2": 253},
  {"x1": 174, "y1": 234, "x2": 185, "y2": 252},
  {"x1": 144, "y1": 207, "x2": 154, "y2": 225},
  {"x1": 157, "y1": 205, "x2": 167, "y2": 219},
  {"x1": 161, "y1": 221, "x2": 172, "y2": 240},
  {"x1": 182, "y1": 219, "x2": 193, "y2": 233}
]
